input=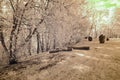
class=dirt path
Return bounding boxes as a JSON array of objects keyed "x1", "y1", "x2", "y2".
[{"x1": 0, "y1": 39, "x2": 120, "y2": 80}]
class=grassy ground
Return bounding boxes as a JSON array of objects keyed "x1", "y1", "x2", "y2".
[{"x1": 0, "y1": 38, "x2": 120, "y2": 80}]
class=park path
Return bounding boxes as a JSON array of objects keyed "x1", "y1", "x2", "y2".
[
  {"x1": 42, "y1": 39, "x2": 120, "y2": 80},
  {"x1": 0, "y1": 39, "x2": 120, "y2": 80}
]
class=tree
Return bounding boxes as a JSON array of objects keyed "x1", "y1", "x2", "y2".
[
  {"x1": 0, "y1": 0, "x2": 90, "y2": 64},
  {"x1": 0, "y1": 0, "x2": 47, "y2": 64}
]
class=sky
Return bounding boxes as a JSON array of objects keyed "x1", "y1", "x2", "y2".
[
  {"x1": 87, "y1": 0, "x2": 120, "y2": 24},
  {"x1": 86, "y1": 0, "x2": 120, "y2": 31},
  {"x1": 87, "y1": 0, "x2": 120, "y2": 9}
]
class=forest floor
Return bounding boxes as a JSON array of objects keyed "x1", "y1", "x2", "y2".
[{"x1": 0, "y1": 38, "x2": 120, "y2": 80}]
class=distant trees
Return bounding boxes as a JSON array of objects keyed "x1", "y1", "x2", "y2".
[{"x1": 86, "y1": 1, "x2": 116, "y2": 38}]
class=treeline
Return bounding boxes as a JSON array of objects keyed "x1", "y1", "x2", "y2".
[{"x1": 0, "y1": 0, "x2": 89, "y2": 64}]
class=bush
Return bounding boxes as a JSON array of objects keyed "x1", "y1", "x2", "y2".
[
  {"x1": 88, "y1": 36, "x2": 92, "y2": 41},
  {"x1": 99, "y1": 34, "x2": 105, "y2": 44},
  {"x1": 9, "y1": 58, "x2": 17, "y2": 65},
  {"x1": 106, "y1": 38, "x2": 109, "y2": 41},
  {"x1": 85, "y1": 37, "x2": 88, "y2": 39}
]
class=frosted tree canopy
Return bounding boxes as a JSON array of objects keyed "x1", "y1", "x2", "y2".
[{"x1": 87, "y1": 0, "x2": 120, "y2": 10}]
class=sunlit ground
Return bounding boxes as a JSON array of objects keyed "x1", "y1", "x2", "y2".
[{"x1": 1, "y1": 39, "x2": 120, "y2": 80}]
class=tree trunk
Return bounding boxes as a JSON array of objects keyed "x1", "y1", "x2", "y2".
[
  {"x1": 0, "y1": 26, "x2": 8, "y2": 53},
  {"x1": 28, "y1": 28, "x2": 32, "y2": 55},
  {"x1": 0, "y1": 26, "x2": 17, "y2": 65},
  {"x1": 28, "y1": 39, "x2": 31, "y2": 55},
  {"x1": 41, "y1": 34, "x2": 44, "y2": 52},
  {"x1": 36, "y1": 32, "x2": 40, "y2": 54}
]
